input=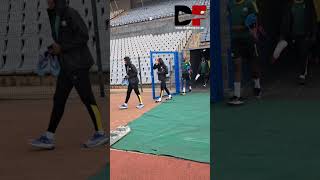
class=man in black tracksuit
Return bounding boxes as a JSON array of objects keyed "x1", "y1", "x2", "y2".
[
  {"x1": 198, "y1": 57, "x2": 210, "y2": 87},
  {"x1": 31, "y1": 0, "x2": 108, "y2": 149},
  {"x1": 119, "y1": 57, "x2": 144, "y2": 109},
  {"x1": 279, "y1": 0, "x2": 317, "y2": 84},
  {"x1": 153, "y1": 58, "x2": 172, "y2": 102}
]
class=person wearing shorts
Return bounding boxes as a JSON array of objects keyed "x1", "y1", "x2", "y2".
[
  {"x1": 119, "y1": 57, "x2": 144, "y2": 109},
  {"x1": 228, "y1": 0, "x2": 261, "y2": 105}
]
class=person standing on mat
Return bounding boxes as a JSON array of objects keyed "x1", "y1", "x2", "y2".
[
  {"x1": 153, "y1": 58, "x2": 172, "y2": 102},
  {"x1": 119, "y1": 57, "x2": 144, "y2": 110},
  {"x1": 31, "y1": 0, "x2": 108, "y2": 149},
  {"x1": 181, "y1": 57, "x2": 192, "y2": 95},
  {"x1": 228, "y1": 0, "x2": 262, "y2": 105}
]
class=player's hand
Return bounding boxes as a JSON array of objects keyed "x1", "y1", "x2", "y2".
[
  {"x1": 51, "y1": 43, "x2": 62, "y2": 55},
  {"x1": 155, "y1": 59, "x2": 159, "y2": 65}
]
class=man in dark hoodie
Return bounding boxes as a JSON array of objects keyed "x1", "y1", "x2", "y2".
[
  {"x1": 198, "y1": 57, "x2": 210, "y2": 87},
  {"x1": 276, "y1": 0, "x2": 317, "y2": 84},
  {"x1": 119, "y1": 57, "x2": 144, "y2": 109},
  {"x1": 153, "y1": 58, "x2": 172, "y2": 102},
  {"x1": 31, "y1": 0, "x2": 108, "y2": 149}
]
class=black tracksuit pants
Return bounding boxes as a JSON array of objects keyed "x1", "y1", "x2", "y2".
[
  {"x1": 125, "y1": 83, "x2": 142, "y2": 104},
  {"x1": 47, "y1": 69, "x2": 102, "y2": 133}
]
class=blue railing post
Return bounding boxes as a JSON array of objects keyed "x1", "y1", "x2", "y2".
[{"x1": 211, "y1": 0, "x2": 224, "y2": 102}]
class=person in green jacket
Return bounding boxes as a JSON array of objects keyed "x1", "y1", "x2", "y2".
[{"x1": 228, "y1": 0, "x2": 262, "y2": 105}]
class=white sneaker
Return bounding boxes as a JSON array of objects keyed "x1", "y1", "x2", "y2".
[
  {"x1": 155, "y1": 98, "x2": 162, "y2": 103},
  {"x1": 119, "y1": 103, "x2": 128, "y2": 109},
  {"x1": 136, "y1": 103, "x2": 144, "y2": 109},
  {"x1": 166, "y1": 95, "x2": 172, "y2": 100}
]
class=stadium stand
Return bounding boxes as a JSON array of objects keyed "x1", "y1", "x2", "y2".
[
  {"x1": 111, "y1": 9, "x2": 124, "y2": 19},
  {"x1": 109, "y1": 0, "x2": 210, "y2": 86},
  {"x1": 0, "y1": 0, "x2": 108, "y2": 76},
  {"x1": 110, "y1": 31, "x2": 192, "y2": 85},
  {"x1": 111, "y1": 0, "x2": 210, "y2": 27}
]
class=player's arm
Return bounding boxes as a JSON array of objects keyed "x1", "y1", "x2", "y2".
[{"x1": 163, "y1": 65, "x2": 169, "y2": 74}]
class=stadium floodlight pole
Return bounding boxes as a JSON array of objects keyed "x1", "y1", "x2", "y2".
[
  {"x1": 91, "y1": 0, "x2": 105, "y2": 97},
  {"x1": 169, "y1": 59, "x2": 172, "y2": 90},
  {"x1": 138, "y1": 56, "x2": 143, "y2": 92},
  {"x1": 110, "y1": 1, "x2": 113, "y2": 12},
  {"x1": 114, "y1": 0, "x2": 119, "y2": 10}
]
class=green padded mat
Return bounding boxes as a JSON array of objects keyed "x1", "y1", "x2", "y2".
[
  {"x1": 213, "y1": 100, "x2": 320, "y2": 180},
  {"x1": 113, "y1": 92, "x2": 210, "y2": 163},
  {"x1": 88, "y1": 163, "x2": 109, "y2": 180}
]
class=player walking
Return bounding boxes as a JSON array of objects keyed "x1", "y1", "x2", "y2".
[
  {"x1": 31, "y1": 0, "x2": 108, "y2": 149},
  {"x1": 153, "y1": 58, "x2": 172, "y2": 102},
  {"x1": 228, "y1": 0, "x2": 262, "y2": 105},
  {"x1": 119, "y1": 57, "x2": 144, "y2": 109}
]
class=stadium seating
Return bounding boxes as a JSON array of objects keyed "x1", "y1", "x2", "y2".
[
  {"x1": 110, "y1": 0, "x2": 210, "y2": 27},
  {"x1": 0, "y1": 0, "x2": 108, "y2": 75},
  {"x1": 111, "y1": 9, "x2": 124, "y2": 19},
  {"x1": 110, "y1": 31, "x2": 192, "y2": 85},
  {"x1": 200, "y1": 17, "x2": 210, "y2": 42}
]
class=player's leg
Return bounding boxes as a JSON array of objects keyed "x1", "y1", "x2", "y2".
[
  {"x1": 120, "y1": 84, "x2": 133, "y2": 109},
  {"x1": 73, "y1": 69, "x2": 108, "y2": 148},
  {"x1": 31, "y1": 70, "x2": 73, "y2": 149},
  {"x1": 182, "y1": 77, "x2": 187, "y2": 94},
  {"x1": 187, "y1": 76, "x2": 192, "y2": 92},
  {"x1": 164, "y1": 82, "x2": 172, "y2": 100},
  {"x1": 133, "y1": 84, "x2": 144, "y2": 109},
  {"x1": 201, "y1": 73, "x2": 206, "y2": 87},
  {"x1": 251, "y1": 43, "x2": 262, "y2": 98},
  {"x1": 297, "y1": 37, "x2": 311, "y2": 84},
  {"x1": 228, "y1": 39, "x2": 244, "y2": 105},
  {"x1": 156, "y1": 81, "x2": 165, "y2": 102}
]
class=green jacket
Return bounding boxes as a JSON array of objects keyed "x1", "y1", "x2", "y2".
[{"x1": 229, "y1": 0, "x2": 258, "y2": 40}]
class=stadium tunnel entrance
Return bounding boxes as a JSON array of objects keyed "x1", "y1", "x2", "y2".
[{"x1": 212, "y1": 0, "x2": 320, "y2": 102}]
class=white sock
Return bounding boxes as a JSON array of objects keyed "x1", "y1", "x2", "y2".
[
  {"x1": 183, "y1": 87, "x2": 186, "y2": 93},
  {"x1": 254, "y1": 79, "x2": 261, "y2": 89},
  {"x1": 45, "y1": 131, "x2": 55, "y2": 140},
  {"x1": 169, "y1": 95, "x2": 172, "y2": 98},
  {"x1": 189, "y1": 86, "x2": 192, "y2": 90},
  {"x1": 234, "y1": 82, "x2": 241, "y2": 98}
]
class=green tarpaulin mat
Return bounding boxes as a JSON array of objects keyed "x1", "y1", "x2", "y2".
[
  {"x1": 88, "y1": 163, "x2": 109, "y2": 180},
  {"x1": 113, "y1": 92, "x2": 210, "y2": 163},
  {"x1": 213, "y1": 100, "x2": 320, "y2": 180}
]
